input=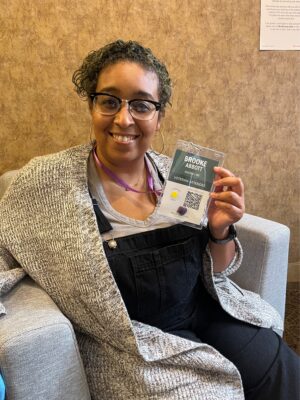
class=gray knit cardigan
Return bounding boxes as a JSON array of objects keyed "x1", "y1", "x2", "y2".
[{"x1": 0, "y1": 144, "x2": 283, "y2": 400}]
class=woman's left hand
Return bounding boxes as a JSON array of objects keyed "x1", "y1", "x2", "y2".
[{"x1": 207, "y1": 166, "x2": 245, "y2": 239}]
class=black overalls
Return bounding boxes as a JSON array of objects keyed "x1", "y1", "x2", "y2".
[{"x1": 92, "y1": 199, "x2": 300, "y2": 400}]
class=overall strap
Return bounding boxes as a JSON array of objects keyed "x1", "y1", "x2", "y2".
[{"x1": 91, "y1": 196, "x2": 113, "y2": 234}]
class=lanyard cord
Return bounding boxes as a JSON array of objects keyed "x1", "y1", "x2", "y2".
[{"x1": 92, "y1": 147, "x2": 161, "y2": 195}]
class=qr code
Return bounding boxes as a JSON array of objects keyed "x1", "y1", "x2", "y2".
[{"x1": 183, "y1": 191, "x2": 203, "y2": 210}]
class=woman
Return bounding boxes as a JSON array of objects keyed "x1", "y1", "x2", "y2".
[{"x1": 0, "y1": 40, "x2": 298, "y2": 400}]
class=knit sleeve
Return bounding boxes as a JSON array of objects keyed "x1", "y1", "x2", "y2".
[
  {"x1": 202, "y1": 237, "x2": 243, "y2": 280},
  {"x1": 200, "y1": 238, "x2": 243, "y2": 302},
  {"x1": 213, "y1": 238, "x2": 243, "y2": 277},
  {"x1": 0, "y1": 246, "x2": 26, "y2": 315}
]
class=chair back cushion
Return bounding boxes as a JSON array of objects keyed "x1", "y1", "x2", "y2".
[{"x1": 0, "y1": 170, "x2": 19, "y2": 199}]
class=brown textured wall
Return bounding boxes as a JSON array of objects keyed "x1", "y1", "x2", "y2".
[{"x1": 1, "y1": 0, "x2": 299, "y2": 262}]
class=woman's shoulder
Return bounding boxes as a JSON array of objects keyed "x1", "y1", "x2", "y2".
[
  {"x1": 23, "y1": 143, "x2": 91, "y2": 173},
  {"x1": 1, "y1": 144, "x2": 91, "y2": 202}
]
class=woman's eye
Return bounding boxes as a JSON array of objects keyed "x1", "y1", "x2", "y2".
[
  {"x1": 99, "y1": 98, "x2": 118, "y2": 109},
  {"x1": 131, "y1": 101, "x2": 152, "y2": 113}
]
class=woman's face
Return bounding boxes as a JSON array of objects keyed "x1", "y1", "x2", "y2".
[{"x1": 91, "y1": 61, "x2": 162, "y2": 167}]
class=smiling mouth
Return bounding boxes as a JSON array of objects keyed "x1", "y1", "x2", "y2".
[{"x1": 110, "y1": 133, "x2": 139, "y2": 143}]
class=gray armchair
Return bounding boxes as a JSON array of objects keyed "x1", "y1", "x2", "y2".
[{"x1": 0, "y1": 170, "x2": 290, "y2": 400}]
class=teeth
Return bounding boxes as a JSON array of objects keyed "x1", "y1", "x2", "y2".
[{"x1": 112, "y1": 135, "x2": 136, "y2": 143}]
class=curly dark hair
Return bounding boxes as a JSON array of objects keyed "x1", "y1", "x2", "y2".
[{"x1": 72, "y1": 40, "x2": 172, "y2": 110}]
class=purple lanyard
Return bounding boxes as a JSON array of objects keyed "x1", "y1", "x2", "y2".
[{"x1": 92, "y1": 147, "x2": 161, "y2": 195}]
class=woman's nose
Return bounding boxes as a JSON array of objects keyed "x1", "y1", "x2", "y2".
[{"x1": 113, "y1": 103, "x2": 134, "y2": 126}]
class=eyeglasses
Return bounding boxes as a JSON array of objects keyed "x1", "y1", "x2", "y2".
[{"x1": 90, "y1": 92, "x2": 161, "y2": 121}]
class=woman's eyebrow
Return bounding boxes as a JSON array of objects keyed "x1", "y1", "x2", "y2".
[
  {"x1": 132, "y1": 91, "x2": 156, "y2": 100},
  {"x1": 97, "y1": 86, "x2": 156, "y2": 100}
]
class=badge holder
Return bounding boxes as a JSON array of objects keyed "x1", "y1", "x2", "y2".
[{"x1": 158, "y1": 140, "x2": 225, "y2": 229}]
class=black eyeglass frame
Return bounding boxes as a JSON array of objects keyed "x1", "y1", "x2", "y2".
[{"x1": 90, "y1": 92, "x2": 162, "y2": 114}]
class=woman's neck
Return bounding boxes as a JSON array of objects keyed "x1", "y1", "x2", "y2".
[{"x1": 94, "y1": 148, "x2": 147, "y2": 191}]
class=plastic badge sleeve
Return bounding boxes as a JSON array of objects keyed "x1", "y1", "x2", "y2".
[{"x1": 158, "y1": 140, "x2": 225, "y2": 229}]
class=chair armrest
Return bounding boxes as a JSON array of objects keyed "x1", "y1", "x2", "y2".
[
  {"x1": 232, "y1": 213, "x2": 289, "y2": 321},
  {"x1": 0, "y1": 277, "x2": 90, "y2": 400}
]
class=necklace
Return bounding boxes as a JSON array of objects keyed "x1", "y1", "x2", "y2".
[{"x1": 92, "y1": 147, "x2": 161, "y2": 195}]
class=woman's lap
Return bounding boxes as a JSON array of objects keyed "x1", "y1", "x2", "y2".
[
  {"x1": 245, "y1": 337, "x2": 300, "y2": 400},
  {"x1": 193, "y1": 303, "x2": 300, "y2": 399},
  {"x1": 198, "y1": 316, "x2": 280, "y2": 391}
]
